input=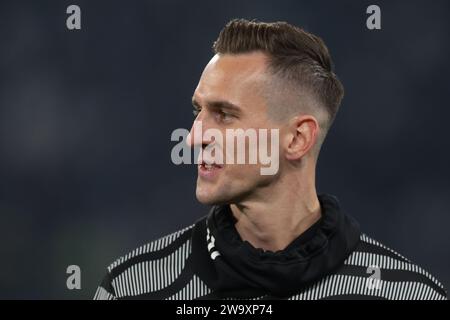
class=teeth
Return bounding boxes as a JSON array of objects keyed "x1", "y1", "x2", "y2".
[{"x1": 205, "y1": 164, "x2": 213, "y2": 169}]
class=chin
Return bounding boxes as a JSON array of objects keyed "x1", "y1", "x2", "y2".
[
  {"x1": 196, "y1": 193, "x2": 221, "y2": 205},
  {"x1": 196, "y1": 189, "x2": 230, "y2": 206}
]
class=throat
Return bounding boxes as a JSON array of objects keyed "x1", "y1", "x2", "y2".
[{"x1": 230, "y1": 201, "x2": 322, "y2": 252}]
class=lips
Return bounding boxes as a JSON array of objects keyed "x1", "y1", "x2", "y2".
[
  {"x1": 198, "y1": 161, "x2": 223, "y2": 179},
  {"x1": 200, "y1": 161, "x2": 223, "y2": 169}
]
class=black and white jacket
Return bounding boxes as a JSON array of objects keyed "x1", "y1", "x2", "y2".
[{"x1": 94, "y1": 194, "x2": 447, "y2": 300}]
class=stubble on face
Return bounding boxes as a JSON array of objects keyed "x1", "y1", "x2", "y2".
[{"x1": 192, "y1": 52, "x2": 281, "y2": 205}]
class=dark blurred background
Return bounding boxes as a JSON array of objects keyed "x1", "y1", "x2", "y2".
[{"x1": 0, "y1": 0, "x2": 449, "y2": 299}]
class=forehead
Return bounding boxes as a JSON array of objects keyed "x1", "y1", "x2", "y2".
[{"x1": 194, "y1": 52, "x2": 269, "y2": 105}]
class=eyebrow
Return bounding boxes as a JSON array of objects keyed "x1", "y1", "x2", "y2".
[{"x1": 192, "y1": 98, "x2": 242, "y2": 115}]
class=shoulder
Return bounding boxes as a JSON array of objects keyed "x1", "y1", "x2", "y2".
[
  {"x1": 107, "y1": 223, "x2": 195, "y2": 274},
  {"x1": 94, "y1": 223, "x2": 196, "y2": 300},
  {"x1": 338, "y1": 233, "x2": 447, "y2": 300},
  {"x1": 292, "y1": 233, "x2": 447, "y2": 300}
]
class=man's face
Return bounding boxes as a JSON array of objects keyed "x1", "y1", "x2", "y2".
[{"x1": 188, "y1": 52, "x2": 280, "y2": 205}]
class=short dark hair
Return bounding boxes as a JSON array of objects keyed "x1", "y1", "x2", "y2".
[{"x1": 213, "y1": 19, "x2": 344, "y2": 131}]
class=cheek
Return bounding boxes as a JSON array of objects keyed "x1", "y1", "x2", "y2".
[
  {"x1": 223, "y1": 136, "x2": 262, "y2": 165},
  {"x1": 224, "y1": 163, "x2": 262, "y2": 183}
]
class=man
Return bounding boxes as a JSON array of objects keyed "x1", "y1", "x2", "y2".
[{"x1": 94, "y1": 19, "x2": 447, "y2": 300}]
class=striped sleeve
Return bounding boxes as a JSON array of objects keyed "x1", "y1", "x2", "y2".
[
  {"x1": 93, "y1": 270, "x2": 116, "y2": 300},
  {"x1": 288, "y1": 234, "x2": 447, "y2": 300},
  {"x1": 93, "y1": 224, "x2": 195, "y2": 300}
]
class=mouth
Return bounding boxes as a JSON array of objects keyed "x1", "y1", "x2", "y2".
[{"x1": 198, "y1": 161, "x2": 223, "y2": 179}]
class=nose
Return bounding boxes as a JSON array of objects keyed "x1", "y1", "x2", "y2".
[
  {"x1": 187, "y1": 115, "x2": 216, "y2": 150},
  {"x1": 187, "y1": 117, "x2": 207, "y2": 148}
]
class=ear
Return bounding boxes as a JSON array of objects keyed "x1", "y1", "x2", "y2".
[{"x1": 284, "y1": 115, "x2": 320, "y2": 161}]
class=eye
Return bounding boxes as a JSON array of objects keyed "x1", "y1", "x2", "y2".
[{"x1": 216, "y1": 110, "x2": 233, "y2": 122}]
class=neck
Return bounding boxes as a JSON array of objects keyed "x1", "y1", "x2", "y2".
[{"x1": 229, "y1": 164, "x2": 321, "y2": 252}]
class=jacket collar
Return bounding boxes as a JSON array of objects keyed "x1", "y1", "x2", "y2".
[{"x1": 191, "y1": 194, "x2": 361, "y2": 298}]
